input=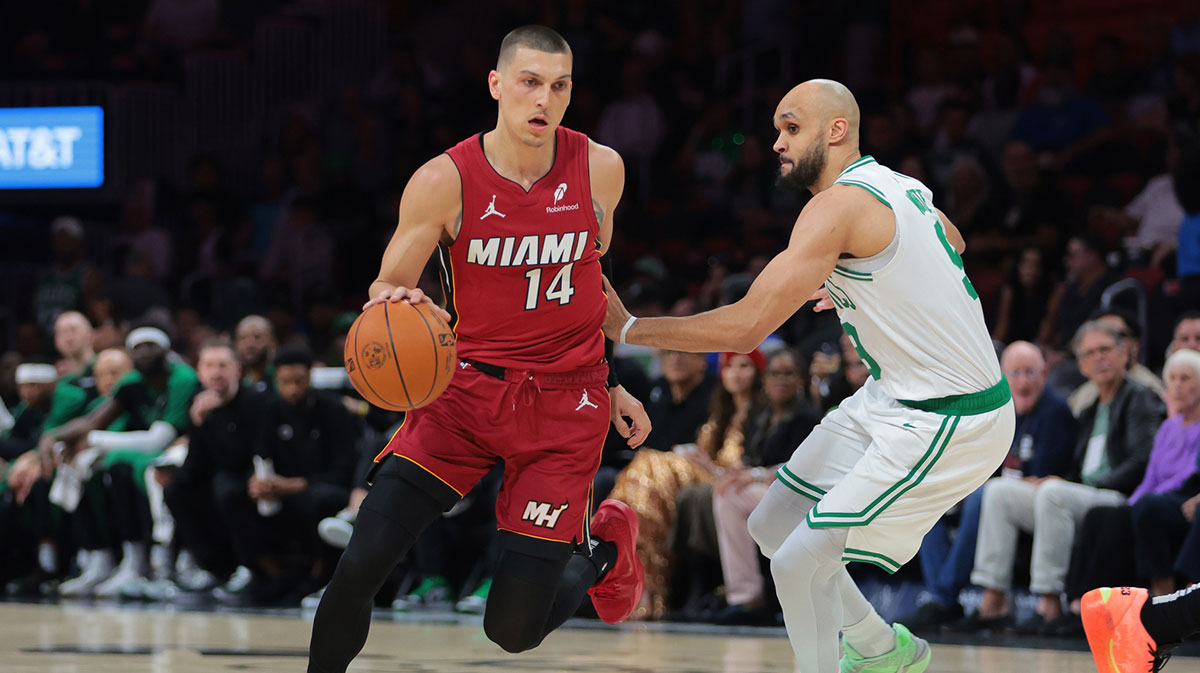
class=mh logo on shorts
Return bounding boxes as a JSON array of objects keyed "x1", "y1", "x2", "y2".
[{"x1": 522, "y1": 500, "x2": 569, "y2": 529}]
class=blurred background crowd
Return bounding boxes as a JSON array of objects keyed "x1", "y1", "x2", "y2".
[{"x1": 2, "y1": 0, "x2": 1200, "y2": 639}]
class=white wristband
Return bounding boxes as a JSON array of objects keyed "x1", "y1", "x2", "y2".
[{"x1": 618, "y1": 316, "x2": 637, "y2": 344}]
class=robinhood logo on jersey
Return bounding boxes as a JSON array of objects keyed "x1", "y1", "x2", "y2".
[{"x1": 546, "y1": 182, "x2": 579, "y2": 213}]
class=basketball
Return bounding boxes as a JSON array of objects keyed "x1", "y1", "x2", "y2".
[{"x1": 343, "y1": 300, "x2": 458, "y2": 411}]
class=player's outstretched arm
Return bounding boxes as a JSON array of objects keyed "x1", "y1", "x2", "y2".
[
  {"x1": 365, "y1": 154, "x2": 460, "y2": 322},
  {"x1": 604, "y1": 192, "x2": 852, "y2": 353},
  {"x1": 589, "y1": 140, "x2": 651, "y2": 447}
]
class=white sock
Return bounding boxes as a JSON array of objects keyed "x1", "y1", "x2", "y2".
[
  {"x1": 123, "y1": 541, "x2": 149, "y2": 576},
  {"x1": 38, "y1": 543, "x2": 57, "y2": 574},
  {"x1": 841, "y1": 610, "x2": 896, "y2": 658}
]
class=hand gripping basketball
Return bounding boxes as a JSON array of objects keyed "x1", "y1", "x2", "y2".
[{"x1": 344, "y1": 298, "x2": 458, "y2": 411}]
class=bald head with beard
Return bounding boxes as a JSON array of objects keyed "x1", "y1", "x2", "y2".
[{"x1": 773, "y1": 79, "x2": 861, "y2": 193}]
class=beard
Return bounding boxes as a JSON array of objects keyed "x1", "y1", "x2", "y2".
[{"x1": 776, "y1": 137, "x2": 828, "y2": 192}]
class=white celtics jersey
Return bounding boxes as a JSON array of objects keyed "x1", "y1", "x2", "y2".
[{"x1": 823, "y1": 156, "x2": 1002, "y2": 403}]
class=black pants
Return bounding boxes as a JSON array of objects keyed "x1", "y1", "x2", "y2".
[
  {"x1": 213, "y1": 472, "x2": 348, "y2": 573},
  {"x1": 1065, "y1": 504, "x2": 1138, "y2": 601},
  {"x1": 107, "y1": 463, "x2": 152, "y2": 546},
  {"x1": 308, "y1": 457, "x2": 604, "y2": 673},
  {"x1": 72, "y1": 472, "x2": 114, "y2": 551},
  {"x1": 164, "y1": 477, "x2": 238, "y2": 578},
  {"x1": 1132, "y1": 492, "x2": 1200, "y2": 581},
  {"x1": 413, "y1": 466, "x2": 501, "y2": 583}
]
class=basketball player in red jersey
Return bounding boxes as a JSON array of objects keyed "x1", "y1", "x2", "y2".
[{"x1": 308, "y1": 26, "x2": 651, "y2": 672}]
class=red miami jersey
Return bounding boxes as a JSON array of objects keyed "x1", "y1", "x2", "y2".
[{"x1": 440, "y1": 126, "x2": 605, "y2": 371}]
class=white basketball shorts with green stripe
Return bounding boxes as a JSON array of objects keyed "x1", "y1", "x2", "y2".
[{"x1": 776, "y1": 377, "x2": 1014, "y2": 573}]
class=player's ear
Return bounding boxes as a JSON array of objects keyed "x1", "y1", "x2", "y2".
[
  {"x1": 829, "y1": 118, "x2": 849, "y2": 145},
  {"x1": 488, "y1": 70, "x2": 502, "y2": 101}
]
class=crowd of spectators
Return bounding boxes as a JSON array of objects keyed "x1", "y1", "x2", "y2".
[{"x1": 2, "y1": 0, "x2": 1200, "y2": 636}]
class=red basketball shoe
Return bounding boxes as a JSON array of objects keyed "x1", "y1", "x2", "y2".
[
  {"x1": 586, "y1": 499, "x2": 644, "y2": 624},
  {"x1": 1081, "y1": 587, "x2": 1175, "y2": 673}
]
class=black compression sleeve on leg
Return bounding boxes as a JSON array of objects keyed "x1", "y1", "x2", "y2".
[
  {"x1": 484, "y1": 537, "x2": 572, "y2": 654},
  {"x1": 1142, "y1": 583, "x2": 1200, "y2": 646},
  {"x1": 308, "y1": 458, "x2": 458, "y2": 673}
]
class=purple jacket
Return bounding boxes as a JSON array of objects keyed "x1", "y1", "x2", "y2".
[{"x1": 1130, "y1": 415, "x2": 1200, "y2": 504}]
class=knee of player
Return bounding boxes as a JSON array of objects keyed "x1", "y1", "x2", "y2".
[
  {"x1": 746, "y1": 504, "x2": 776, "y2": 557},
  {"x1": 770, "y1": 528, "x2": 839, "y2": 581},
  {"x1": 483, "y1": 612, "x2": 541, "y2": 653}
]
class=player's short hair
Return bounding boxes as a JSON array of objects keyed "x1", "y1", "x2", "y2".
[
  {"x1": 497, "y1": 25, "x2": 571, "y2": 70},
  {"x1": 274, "y1": 344, "x2": 314, "y2": 370}
]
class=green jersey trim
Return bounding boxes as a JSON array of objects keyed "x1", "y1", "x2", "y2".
[
  {"x1": 897, "y1": 376, "x2": 1011, "y2": 416},
  {"x1": 831, "y1": 266, "x2": 873, "y2": 281},
  {"x1": 836, "y1": 155, "x2": 876, "y2": 179},
  {"x1": 806, "y1": 415, "x2": 959, "y2": 527},
  {"x1": 776, "y1": 465, "x2": 826, "y2": 501},
  {"x1": 835, "y1": 179, "x2": 891, "y2": 208},
  {"x1": 842, "y1": 547, "x2": 902, "y2": 573}
]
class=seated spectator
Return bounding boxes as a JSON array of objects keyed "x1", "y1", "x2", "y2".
[
  {"x1": 235, "y1": 315, "x2": 276, "y2": 393},
  {"x1": 609, "y1": 350, "x2": 762, "y2": 620},
  {"x1": 1059, "y1": 348, "x2": 1200, "y2": 638},
  {"x1": 991, "y1": 248, "x2": 1053, "y2": 344},
  {"x1": 38, "y1": 313, "x2": 102, "y2": 438},
  {"x1": 3, "y1": 348, "x2": 132, "y2": 597},
  {"x1": 1068, "y1": 308, "x2": 1166, "y2": 415},
  {"x1": 0, "y1": 362, "x2": 58, "y2": 585},
  {"x1": 53, "y1": 312, "x2": 97, "y2": 380},
  {"x1": 966, "y1": 321, "x2": 1164, "y2": 634},
  {"x1": 1172, "y1": 311, "x2": 1200, "y2": 356},
  {"x1": 214, "y1": 345, "x2": 356, "y2": 606},
  {"x1": 1090, "y1": 141, "x2": 1182, "y2": 264},
  {"x1": 1039, "y1": 234, "x2": 1121, "y2": 354},
  {"x1": 38, "y1": 325, "x2": 198, "y2": 597},
  {"x1": 903, "y1": 341, "x2": 1075, "y2": 630},
  {"x1": 711, "y1": 348, "x2": 820, "y2": 624},
  {"x1": 0, "y1": 363, "x2": 58, "y2": 461},
  {"x1": 160, "y1": 336, "x2": 268, "y2": 594},
  {"x1": 1129, "y1": 348, "x2": 1200, "y2": 597}
]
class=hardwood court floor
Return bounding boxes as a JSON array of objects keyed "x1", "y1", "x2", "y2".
[{"x1": 0, "y1": 600, "x2": 1190, "y2": 673}]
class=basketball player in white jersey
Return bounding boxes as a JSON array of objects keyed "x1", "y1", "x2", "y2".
[{"x1": 603, "y1": 79, "x2": 1015, "y2": 673}]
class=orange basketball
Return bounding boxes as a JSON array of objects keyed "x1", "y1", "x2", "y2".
[{"x1": 343, "y1": 300, "x2": 457, "y2": 411}]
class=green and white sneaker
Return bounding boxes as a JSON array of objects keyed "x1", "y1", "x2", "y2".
[
  {"x1": 840, "y1": 623, "x2": 931, "y2": 673},
  {"x1": 455, "y1": 578, "x2": 491, "y2": 614},
  {"x1": 392, "y1": 575, "x2": 452, "y2": 611}
]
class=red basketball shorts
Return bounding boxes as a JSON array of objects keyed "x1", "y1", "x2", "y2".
[{"x1": 379, "y1": 360, "x2": 610, "y2": 546}]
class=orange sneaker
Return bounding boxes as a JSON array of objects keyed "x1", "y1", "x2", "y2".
[
  {"x1": 1081, "y1": 587, "x2": 1176, "y2": 673},
  {"x1": 586, "y1": 499, "x2": 644, "y2": 624}
]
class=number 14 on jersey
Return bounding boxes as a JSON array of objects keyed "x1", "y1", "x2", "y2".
[{"x1": 524, "y1": 264, "x2": 575, "y2": 310}]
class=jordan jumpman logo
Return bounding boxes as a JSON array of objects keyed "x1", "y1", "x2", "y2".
[
  {"x1": 480, "y1": 194, "x2": 506, "y2": 220},
  {"x1": 575, "y1": 390, "x2": 598, "y2": 411}
]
